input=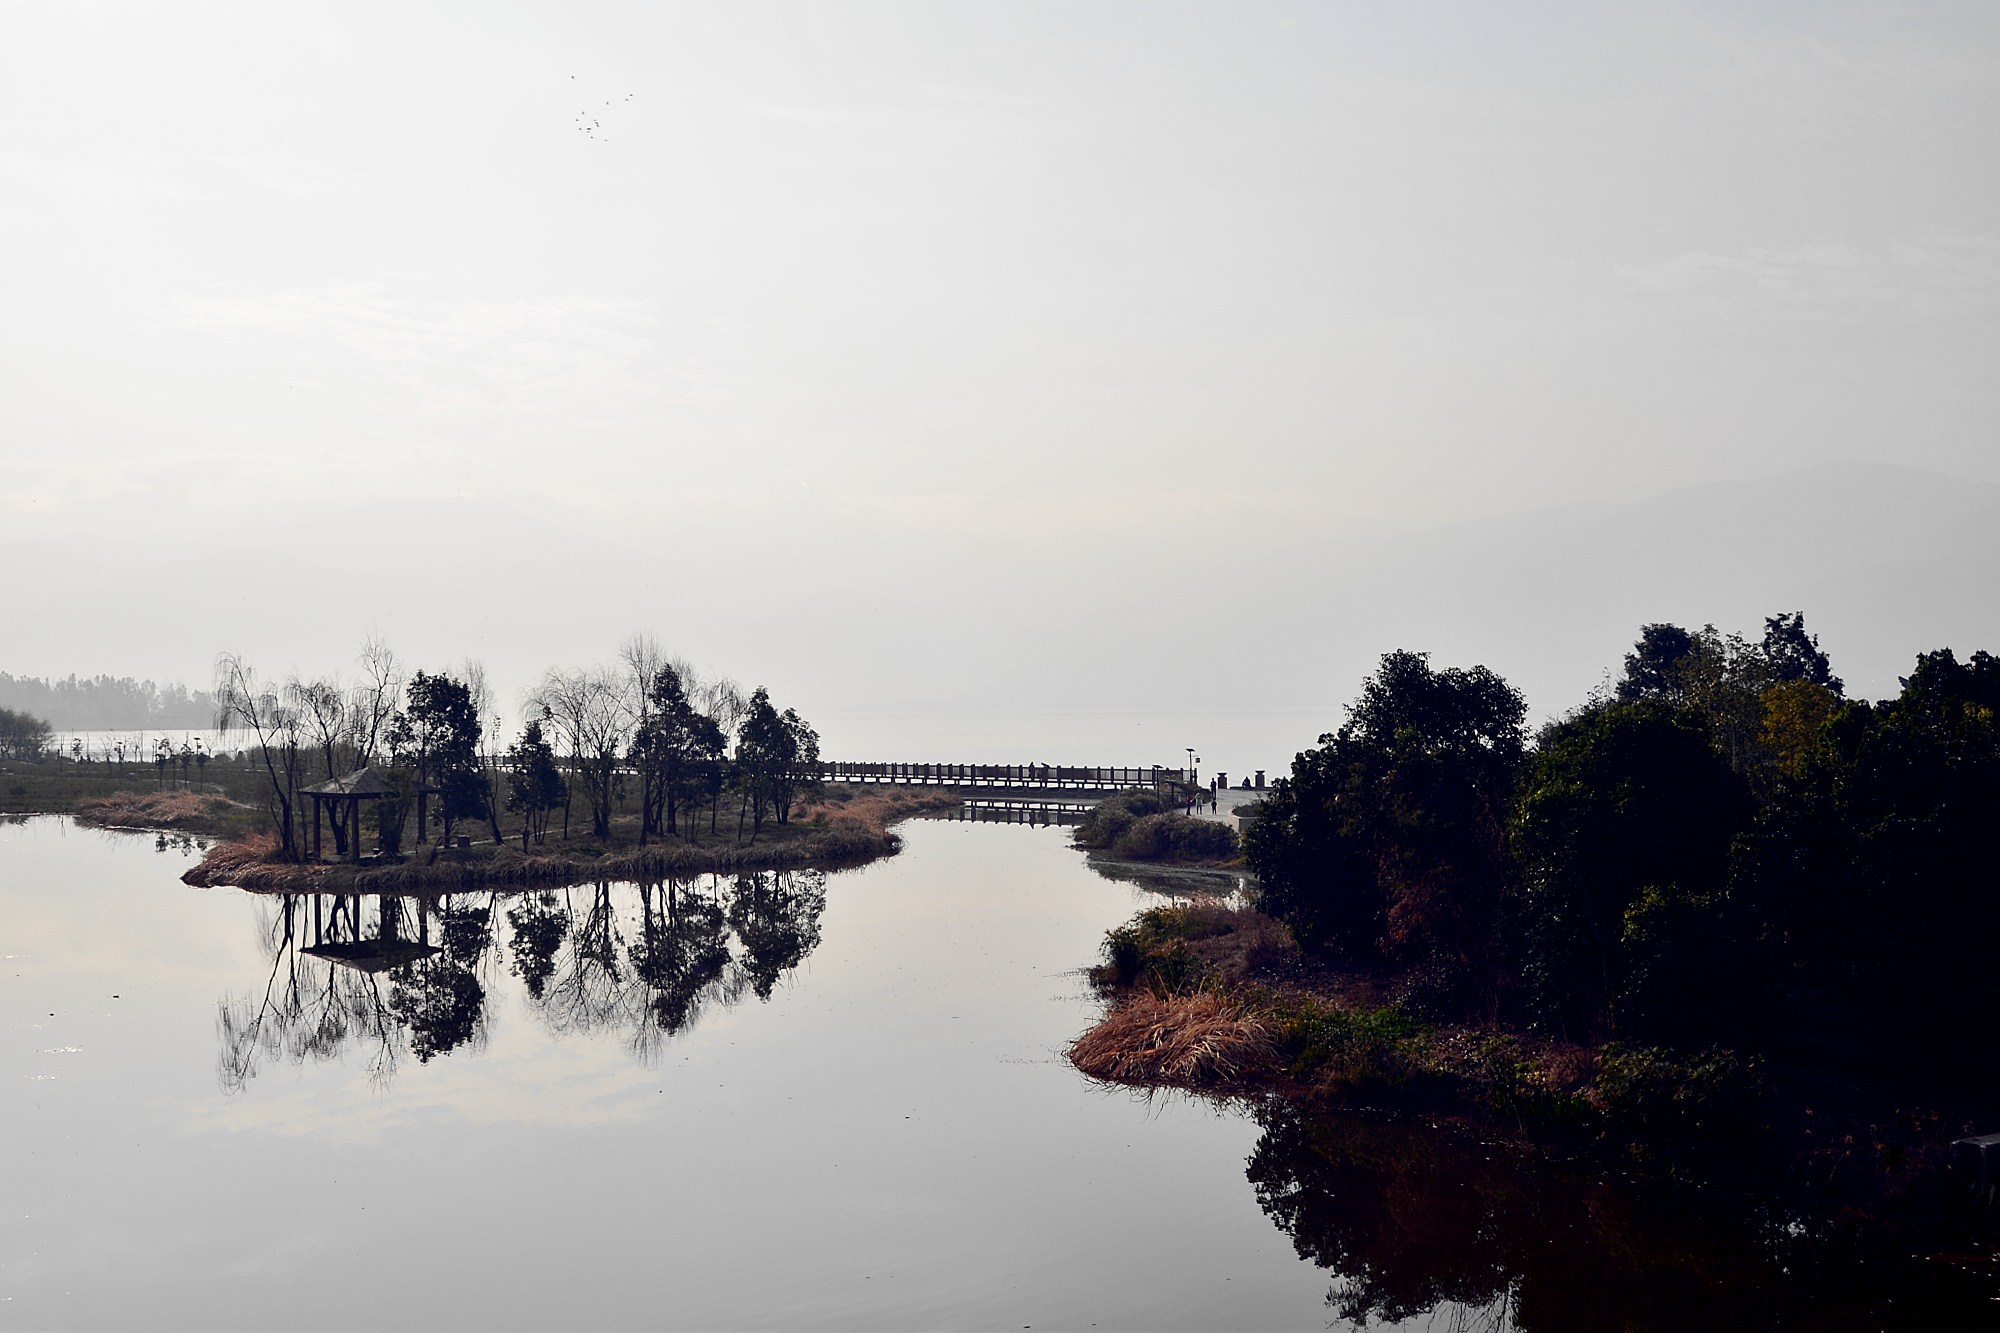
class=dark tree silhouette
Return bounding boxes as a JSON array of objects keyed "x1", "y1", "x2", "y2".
[
  {"x1": 504, "y1": 719, "x2": 568, "y2": 849},
  {"x1": 392, "y1": 671, "x2": 488, "y2": 847},
  {"x1": 1511, "y1": 701, "x2": 1751, "y2": 1041},
  {"x1": 1246, "y1": 650, "x2": 1525, "y2": 1012}
]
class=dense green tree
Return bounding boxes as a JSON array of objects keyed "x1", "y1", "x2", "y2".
[
  {"x1": 682, "y1": 711, "x2": 729, "y2": 838},
  {"x1": 631, "y1": 664, "x2": 702, "y2": 843},
  {"x1": 1732, "y1": 648, "x2": 2000, "y2": 1064},
  {"x1": 1246, "y1": 651, "x2": 1526, "y2": 1010},
  {"x1": 734, "y1": 687, "x2": 799, "y2": 839},
  {"x1": 392, "y1": 671, "x2": 488, "y2": 846},
  {"x1": 1760, "y1": 611, "x2": 1842, "y2": 695},
  {"x1": 504, "y1": 719, "x2": 567, "y2": 849},
  {"x1": 1510, "y1": 702, "x2": 1751, "y2": 1041},
  {"x1": 1758, "y1": 680, "x2": 1843, "y2": 779},
  {"x1": 774, "y1": 707, "x2": 820, "y2": 825},
  {"x1": 1616, "y1": 615, "x2": 1841, "y2": 785},
  {"x1": 1616, "y1": 624, "x2": 1700, "y2": 706}
]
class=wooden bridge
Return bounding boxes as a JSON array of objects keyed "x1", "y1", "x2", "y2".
[{"x1": 814, "y1": 762, "x2": 1191, "y2": 792}]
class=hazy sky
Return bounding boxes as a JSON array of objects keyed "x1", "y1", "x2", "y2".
[{"x1": 4, "y1": 2, "x2": 1997, "y2": 732}]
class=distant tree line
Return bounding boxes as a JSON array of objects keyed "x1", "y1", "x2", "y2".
[
  {"x1": 1246, "y1": 614, "x2": 2000, "y2": 1074},
  {"x1": 0, "y1": 673, "x2": 217, "y2": 729},
  {"x1": 214, "y1": 634, "x2": 820, "y2": 862}
]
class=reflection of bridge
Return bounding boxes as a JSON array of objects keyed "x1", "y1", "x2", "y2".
[
  {"x1": 816, "y1": 762, "x2": 1190, "y2": 792},
  {"x1": 937, "y1": 798, "x2": 1098, "y2": 827}
]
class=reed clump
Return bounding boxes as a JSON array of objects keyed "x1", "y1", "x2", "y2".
[
  {"x1": 71, "y1": 789, "x2": 255, "y2": 835},
  {"x1": 181, "y1": 833, "x2": 347, "y2": 892},
  {"x1": 794, "y1": 786, "x2": 961, "y2": 836},
  {"x1": 1068, "y1": 989, "x2": 1280, "y2": 1089},
  {"x1": 1095, "y1": 895, "x2": 1296, "y2": 990}
]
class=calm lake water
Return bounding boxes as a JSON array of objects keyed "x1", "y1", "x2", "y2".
[{"x1": 1, "y1": 815, "x2": 1987, "y2": 1330}]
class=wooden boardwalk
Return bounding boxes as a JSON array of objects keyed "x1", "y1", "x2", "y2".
[{"x1": 815, "y1": 762, "x2": 1189, "y2": 792}]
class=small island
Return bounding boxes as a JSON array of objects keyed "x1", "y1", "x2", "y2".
[{"x1": 4, "y1": 641, "x2": 966, "y2": 894}]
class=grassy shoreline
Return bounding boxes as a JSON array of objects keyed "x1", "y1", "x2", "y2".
[
  {"x1": 1067, "y1": 897, "x2": 1986, "y2": 1252},
  {"x1": 176, "y1": 784, "x2": 962, "y2": 892}
]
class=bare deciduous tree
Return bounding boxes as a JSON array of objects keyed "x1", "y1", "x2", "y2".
[
  {"x1": 216, "y1": 653, "x2": 304, "y2": 860},
  {"x1": 349, "y1": 636, "x2": 404, "y2": 769},
  {"x1": 457, "y1": 658, "x2": 508, "y2": 846},
  {"x1": 526, "y1": 665, "x2": 632, "y2": 841},
  {"x1": 286, "y1": 674, "x2": 352, "y2": 843}
]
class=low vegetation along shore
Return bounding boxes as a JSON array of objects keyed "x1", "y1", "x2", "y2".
[
  {"x1": 1070, "y1": 788, "x2": 1241, "y2": 869},
  {"x1": 1072, "y1": 897, "x2": 1753, "y2": 1164},
  {"x1": 177, "y1": 784, "x2": 958, "y2": 892},
  {"x1": 1070, "y1": 615, "x2": 2000, "y2": 1265}
]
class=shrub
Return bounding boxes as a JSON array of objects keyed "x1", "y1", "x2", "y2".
[
  {"x1": 1593, "y1": 1044, "x2": 1764, "y2": 1165},
  {"x1": 0, "y1": 706, "x2": 51, "y2": 761},
  {"x1": 1266, "y1": 994, "x2": 1425, "y2": 1087},
  {"x1": 1073, "y1": 789, "x2": 1170, "y2": 849},
  {"x1": 1095, "y1": 898, "x2": 1244, "y2": 989},
  {"x1": 1108, "y1": 812, "x2": 1239, "y2": 863}
]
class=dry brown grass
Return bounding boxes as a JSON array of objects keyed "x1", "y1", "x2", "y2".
[
  {"x1": 1069, "y1": 989, "x2": 1281, "y2": 1090},
  {"x1": 795, "y1": 785, "x2": 961, "y2": 836},
  {"x1": 72, "y1": 789, "x2": 254, "y2": 833},
  {"x1": 179, "y1": 833, "x2": 349, "y2": 891}
]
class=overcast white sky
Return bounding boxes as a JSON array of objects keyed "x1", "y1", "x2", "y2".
[{"x1": 4, "y1": 1, "x2": 1997, "y2": 733}]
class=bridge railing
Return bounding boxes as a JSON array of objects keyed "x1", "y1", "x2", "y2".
[{"x1": 814, "y1": 762, "x2": 1189, "y2": 790}]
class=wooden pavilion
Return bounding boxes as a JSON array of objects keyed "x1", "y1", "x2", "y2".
[{"x1": 300, "y1": 765, "x2": 437, "y2": 862}]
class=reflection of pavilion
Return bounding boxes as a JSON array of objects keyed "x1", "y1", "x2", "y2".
[
  {"x1": 221, "y1": 873, "x2": 833, "y2": 1090},
  {"x1": 303, "y1": 938, "x2": 439, "y2": 972},
  {"x1": 299, "y1": 765, "x2": 438, "y2": 862},
  {"x1": 298, "y1": 891, "x2": 440, "y2": 972}
]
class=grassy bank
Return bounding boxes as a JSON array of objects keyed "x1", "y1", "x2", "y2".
[
  {"x1": 1069, "y1": 898, "x2": 1979, "y2": 1226},
  {"x1": 1, "y1": 757, "x2": 271, "y2": 824}
]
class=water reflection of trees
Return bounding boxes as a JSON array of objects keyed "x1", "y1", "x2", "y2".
[
  {"x1": 1245, "y1": 1100, "x2": 1988, "y2": 1332},
  {"x1": 217, "y1": 870, "x2": 828, "y2": 1090}
]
